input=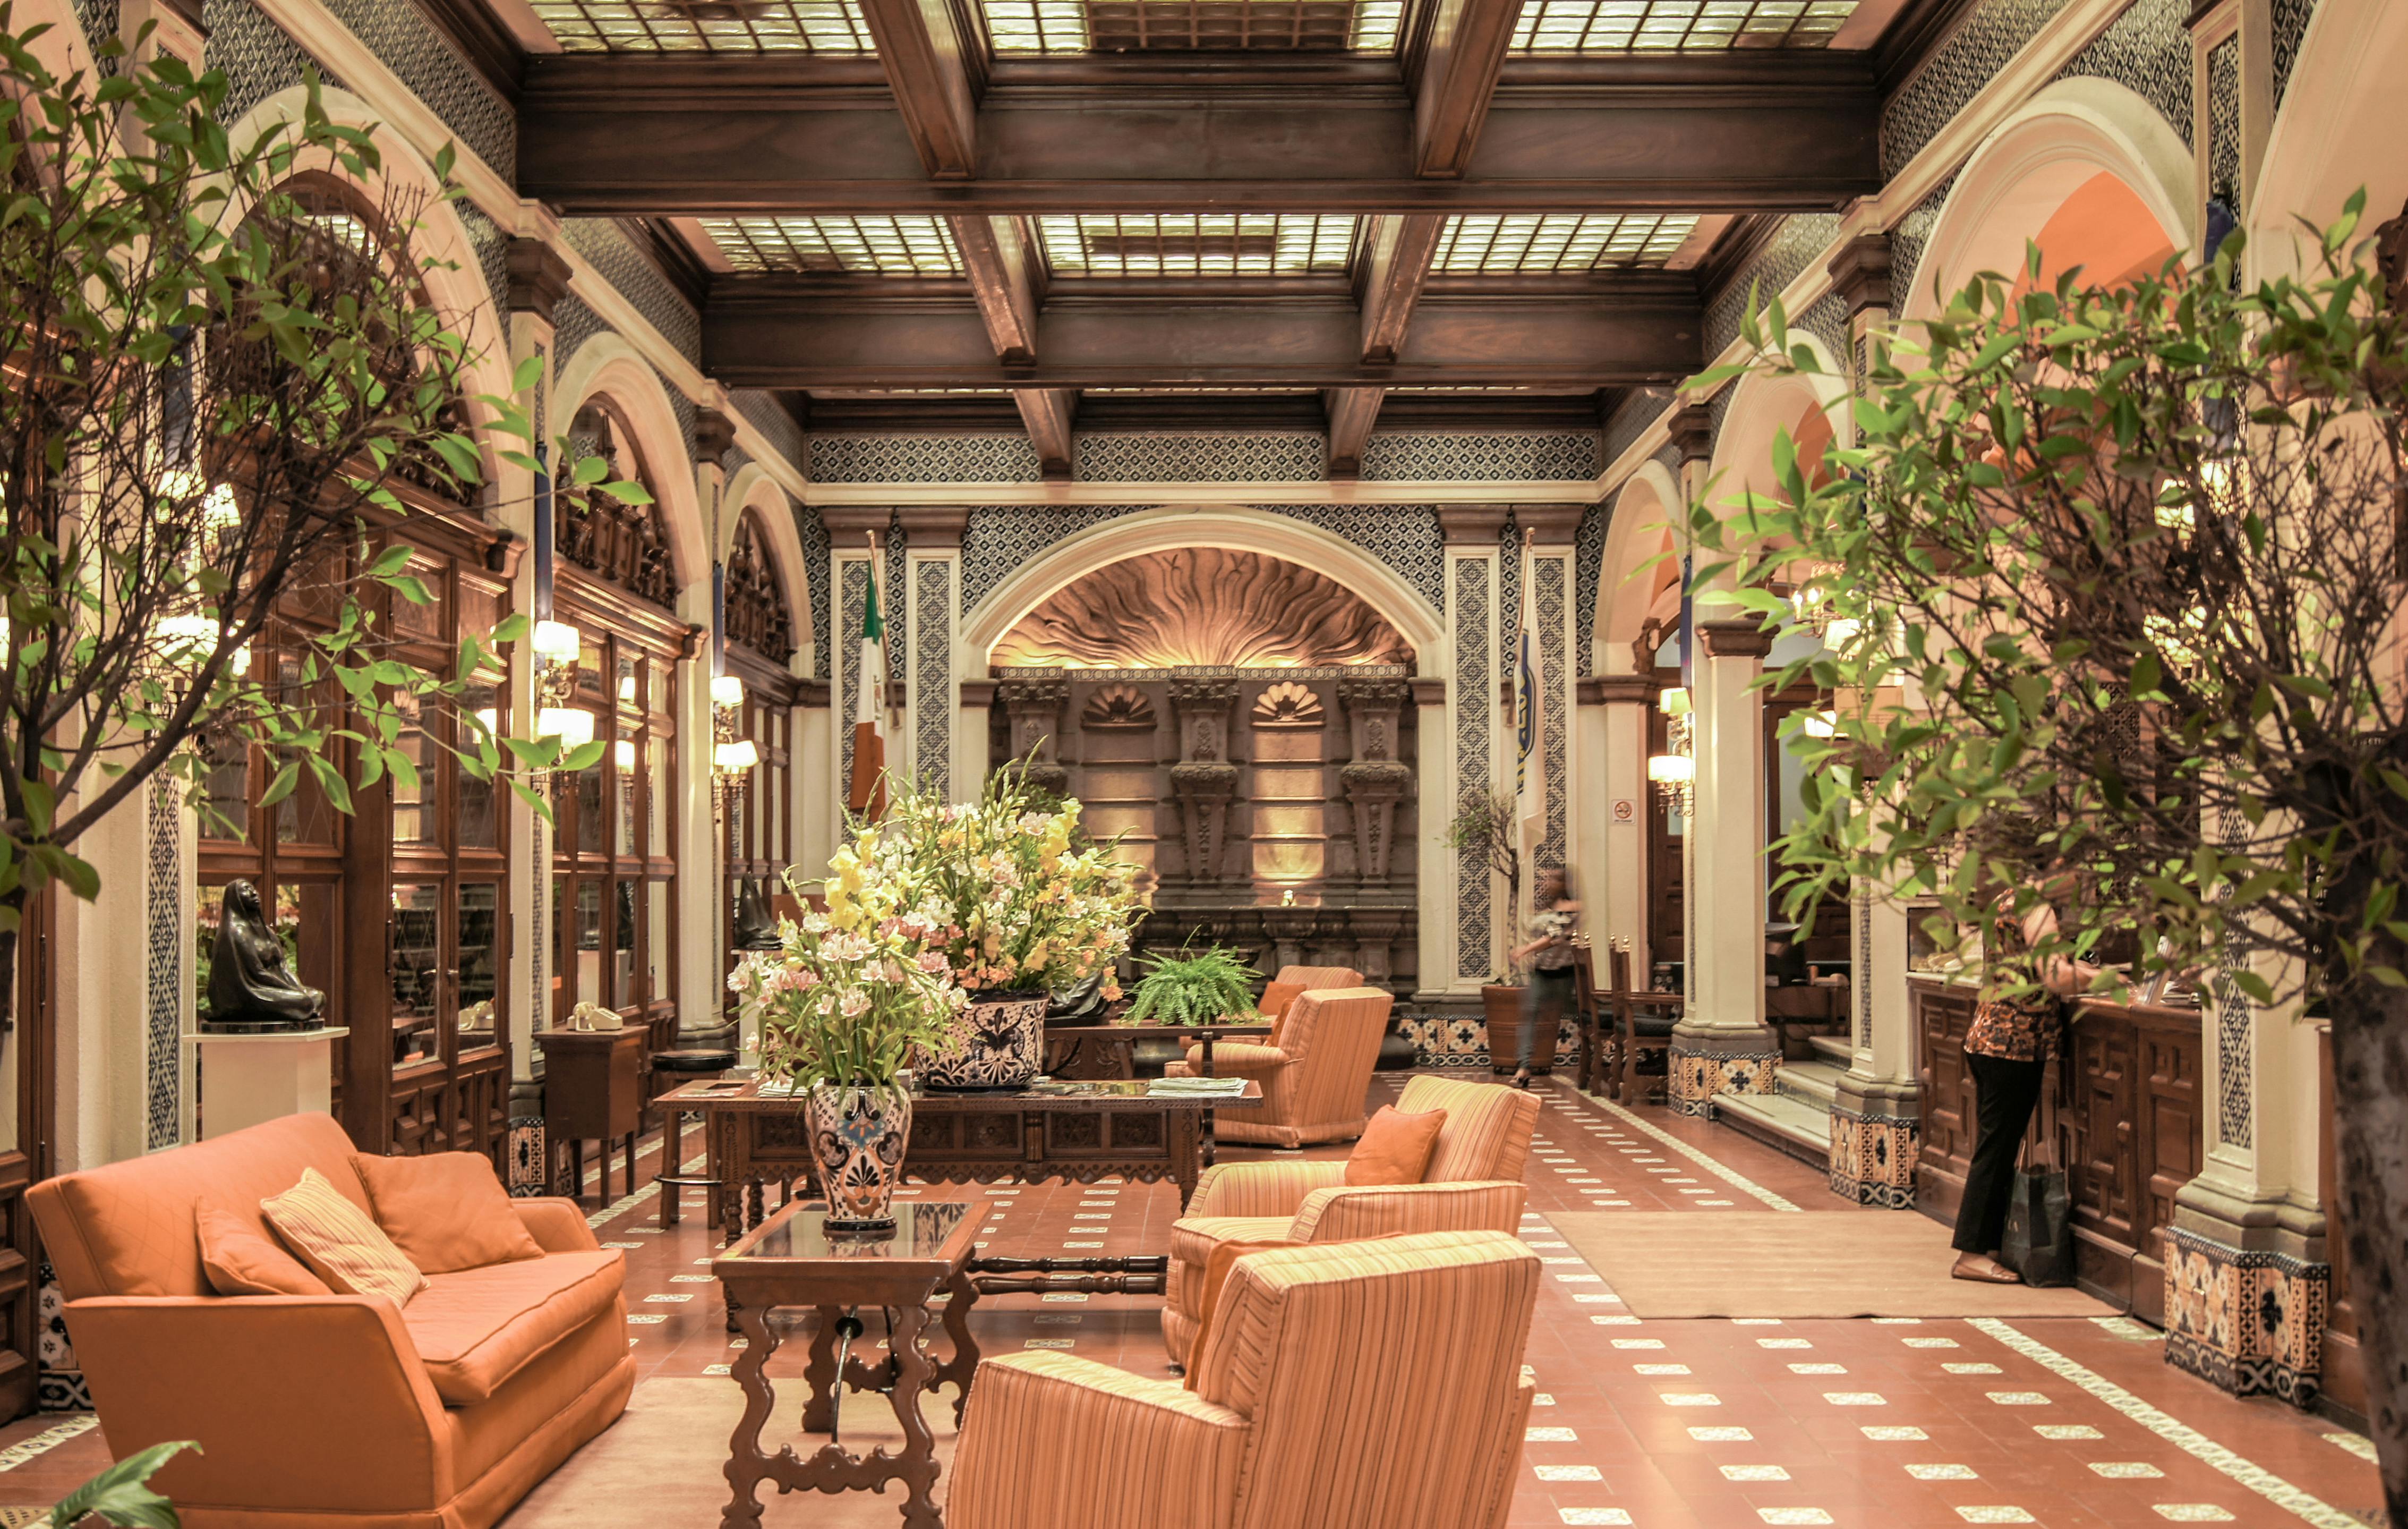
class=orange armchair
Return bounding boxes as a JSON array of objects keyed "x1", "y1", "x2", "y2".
[
  {"x1": 1159, "y1": 1073, "x2": 1539, "y2": 1366},
  {"x1": 1163, "y1": 986, "x2": 1393, "y2": 1149},
  {"x1": 26, "y1": 1114, "x2": 633, "y2": 1529},
  {"x1": 950, "y1": 1231, "x2": 1540, "y2": 1529}
]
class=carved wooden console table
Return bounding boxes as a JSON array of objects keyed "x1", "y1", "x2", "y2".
[{"x1": 661, "y1": 1076, "x2": 1265, "y2": 1240}]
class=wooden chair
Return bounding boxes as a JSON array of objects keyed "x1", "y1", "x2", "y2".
[
  {"x1": 1608, "y1": 940, "x2": 1682, "y2": 1105},
  {"x1": 1570, "y1": 939, "x2": 1608, "y2": 1095}
]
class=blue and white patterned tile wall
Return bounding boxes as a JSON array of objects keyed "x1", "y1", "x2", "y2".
[
  {"x1": 320, "y1": 0, "x2": 514, "y2": 177},
  {"x1": 455, "y1": 200, "x2": 510, "y2": 335},
  {"x1": 1706, "y1": 214, "x2": 1846, "y2": 360},
  {"x1": 1076, "y1": 432, "x2": 1325, "y2": 482},
  {"x1": 731, "y1": 389, "x2": 805, "y2": 474},
  {"x1": 2054, "y1": 0, "x2": 2192, "y2": 149},
  {"x1": 812, "y1": 430, "x2": 1612, "y2": 487},
  {"x1": 1535, "y1": 555, "x2": 1568, "y2": 865},
  {"x1": 144, "y1": 776, "x2": 183, "y2": 1151},
  {"x1": 2270, "y1": 0, "x2": 2316, "y2": 111},
  {"x1": 2208, "y1": 33, "x2": 2241, "y2": 207},
  {"x1": 1601, "y1": 389, "x2": 1671, "y2": 468},
  {"x1": 1262, "y1": 504, "x2": 1447, "y2": 615},
  {"x1": 800, "y1": 505, "x2": 831, "y2": 677},
  {"x1": 207, "y1": 0, "x2": 345, "y2": 122},
  {"x1": 911, "y1": 559, "x2": 953, "y2": 797},
  {"x1": 553, "y1": 296, "x2": 606, "y2": 387},
  {"x1": 1453, "y1": 558, "x2": 1494, "y2": 981},
  {"x1": 1883, "y1": 0, "x2": 2076, "y2": 177},
  {"x1": 71, "y1": 0, "x2": 117, "y2": 60},
  {"x1": 840, "y1": 560, "x2": 867, "y2": 792},
  {"x1": 1360, "y1": 431, "x2": 1601, "y2": 482},
  {"x1": 561, "y1": 219, "x2": 701, "y2": 366},
  {"x1": 813, "y1": 435, "x2": 1045, "y2": 485},
  {"x1": 1890, "y1": 172, "x2": 1959, "y2": 313}
]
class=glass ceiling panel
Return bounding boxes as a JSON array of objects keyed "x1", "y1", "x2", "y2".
[
  {"x1": 983, "y1": 0, "x2": 1402, "y2": 54},
  {"x1": 1431, "y1": 214, "x2": 1698, "y2": 273},
  {"x1": 701, "y1": 216, "x2": 964, "y2": 275},
  {"x1": 1510, "y1": 0, "x2": 1856, "y2": 53},
  {"x1": 528, "y1": 0, "x2": 878, "y2": 53},
  {"x1": 1037, "y1": 215, "x2": 1360, "y2": 277}
]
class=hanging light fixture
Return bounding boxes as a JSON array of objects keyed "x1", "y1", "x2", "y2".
[{"x1": 1647, "y1": 685, "x2": 1695, "y2": 817}]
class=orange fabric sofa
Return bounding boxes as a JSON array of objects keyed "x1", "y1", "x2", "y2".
[
  {"x1": 1159, "y1": 1073, "x2": 1540, "y2": 1365},
  {"x1": 1162, "y1": 986, "x2": 1393, "y2": 1149},
  {"x1": 950, "y1": 1230, "x2": 1540, "y2": 1529},
  {"x1": 27, "y1": 1114, "x2": 634, "y2": 1529}
]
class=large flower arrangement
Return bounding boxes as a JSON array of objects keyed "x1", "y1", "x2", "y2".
[
  {"x1": 727, "y1": 899, "x2": 966, "y2": 1088},
  {"x1": 835, "y1": 767, "x2": 1143, "y2": 997}
]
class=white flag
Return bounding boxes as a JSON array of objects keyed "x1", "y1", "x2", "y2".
[{"x1": 1515, "y1": 534, "x2": 1545, "y2": 857}]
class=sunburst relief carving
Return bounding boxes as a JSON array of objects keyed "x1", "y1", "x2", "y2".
[{"x1": 991, "y1": 548, "x2": 1412, "y2": 670}]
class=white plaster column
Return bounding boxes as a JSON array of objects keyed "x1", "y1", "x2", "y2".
[
  {"x1": 55, "y1": 778, "x2": 180, "y2": 1169},
  {"x1": 1436, "y1": 507, "x2": 1507, "y2": 999},
  {"x1": 1666, "y1": 404, "x2": 1778, "y2": 1114},
  {"x1": 958, "y1": 680, "x2": 996, "y2": 804},
  {"x1": 1410, "y1": 675, "x2": 1456, "y2": 1004},
  {"x1": 1584, "y1": 673, "x2": 1656, "y2": 969},
  {"x1": 673, "y1": 580, "x2": 719, "y2": 1042},
  {"x1": 821, "y1": 509, "x2": 890, "y2": 843},
  {"x1": 1520, "y1": 506, "x2": 1582, "y2": 901},
  {"x1": 899, "y1": 508, "x2": 969, "y2": 803}
]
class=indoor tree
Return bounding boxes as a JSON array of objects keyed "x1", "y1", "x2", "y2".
[
  {"x1": 0, "y1": 13, "x2": 630, "y2": 1024},
  {"x1": 1683, "y1": 195, "x2": 2408, "y2": 1511}
]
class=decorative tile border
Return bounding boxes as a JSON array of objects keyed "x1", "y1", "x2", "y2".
[
  {"x1": 34, "y1": 1263, "x2": 86, "y2": 1414},
  {"x1": 1969, "y1": 1319, "x2": 2361, "y2": 1529},
  {"x1": 2162, "y1": 1227, "x2": 2328, "y2": 1406},
  {"x1": 0, "y1": 1413, "x2": 97, "y2": 1469},
  {"x1": 1571, "y1": 1080, "x2": 1803, "y2": 1212},
  {"x1": 1669, "y1": 1045, "x2": 1778, "y2": 1117},
  {"x1": 1828, "y1": 1103, "x2": 1917, "y2": 1209}
]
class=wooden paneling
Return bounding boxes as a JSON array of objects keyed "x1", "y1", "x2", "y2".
[
  {"x1": 2318, "y1": 1021, "x2": 2365, "y2": 1417},
  {"x1": 1911, "y1": 979, "x2": 2203, "y2": 1322}
]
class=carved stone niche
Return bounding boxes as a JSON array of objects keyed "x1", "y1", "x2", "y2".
[
  {"x1": 995, "y1": 677, "x2": 1070, "y2": 796},
  {"x1": 1349, "y1": 906, "x2": 1410, "y2": 984},
  {"x1": 1167, "y1": 678, "x2": 1241, "y2": 885},
  {"x1": 1080, "y1": 683, "x2": 1156, "y2": 730},
  {"x1": 1337, "y1": 676, "x2": 1414, "y2": 884}
]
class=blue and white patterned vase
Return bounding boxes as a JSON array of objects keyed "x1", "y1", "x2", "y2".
[
  {"x1": 913, "y1": 990, "x2": 1049, "y2": 1092},
  {"x1": 804, "y1": 1081, "x2": 912, "y2": 1233}
]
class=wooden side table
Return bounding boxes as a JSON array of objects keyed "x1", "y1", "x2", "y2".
[
  {"x1": 535, "y1": 1026, "x2": 648, "y2": 1204},
  {"x1": 712, "y1": 1197, "x2": 985, "y2": 1529}
]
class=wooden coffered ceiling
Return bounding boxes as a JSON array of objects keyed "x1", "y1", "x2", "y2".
[{"x1": 446, "y1": 0, "x2": 1976, "y2": 474}]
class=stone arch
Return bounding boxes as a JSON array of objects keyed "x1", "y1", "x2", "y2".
[
  {"x1": 1906, "y1": 78, "x2": 2196, "y2": 321},
  {"x1": 1596, "y1": 460, "x2": 1684, "y2": 675},
  {"x1": 1707, "y1": 333, "x2": 1851, "y2": 511},
  {"x1": 961, "y1": 507, "x2": 1448, "y2": 677},
  {"x1": 553, "y1": 334, "x2": 709, "y2": 593},
  {"x1": 720, "y1": 466, "x2": 809, "y2": 667},
  {"x1": 10, "y1": 0, "x2": 97, "y2": 84},
  {"x1": 2250, "y1": 0, "x2": 2408, "y2": 285}
]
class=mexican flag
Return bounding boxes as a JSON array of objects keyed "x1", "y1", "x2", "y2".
[
  {"x1": 1515, "y1": 531, "x2": 1545, "y2": 859},
  {"x1": 847, "y1": 562, "x2": 889, "y2": 819}
]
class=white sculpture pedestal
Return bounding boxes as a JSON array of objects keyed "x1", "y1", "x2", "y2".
[{"x1": 193, "y1": 1028, "x2": 349, "y2": 1140}]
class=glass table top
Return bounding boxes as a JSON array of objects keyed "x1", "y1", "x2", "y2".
[{"x1": 724, "y1": 1200, "x2": 976, "y2": 1262}]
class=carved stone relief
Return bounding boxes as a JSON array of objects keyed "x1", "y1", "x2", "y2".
[{"x1": 992, "y1": 548, "x2": 1412, "y2": 669}]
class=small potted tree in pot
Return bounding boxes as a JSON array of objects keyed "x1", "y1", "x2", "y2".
[
  {"x1": 728, "y1": 897, "x2": 961, "y2": 1233},
  {"x1": 1446, "y1": 788, "x2": 1553, "y2": 1074}
]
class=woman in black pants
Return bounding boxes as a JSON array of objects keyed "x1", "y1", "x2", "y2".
[{"x1": 1952, "y1": 887, "x2": 2092, "y2": 1284}]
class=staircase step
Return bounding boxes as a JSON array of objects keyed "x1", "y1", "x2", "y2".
[
  {"x1": 1711, "y1": 1089, "x2": 1832, "y2": 1165},
  {"x1": 1808, "y1": 1034, "x2": 1854, "y2": 1068},
  {"x1": 1778, "y1": 1061, "x2": 1844, "y2": 1110}
]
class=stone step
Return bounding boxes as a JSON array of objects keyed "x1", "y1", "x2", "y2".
[
  {"x1": 1778, "y1": 1060, "x2": 1844, "y2": 1111},
  {"x1": 1809, "y1": 1033, "x2": 1854, "y2": 1068},
  {"x1": 1711, "y1": 1089, "x2": 1832, "y2": 1166}
]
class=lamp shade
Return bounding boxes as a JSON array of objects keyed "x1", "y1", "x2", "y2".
[
  {"x1": 710, "y1": 674, "x2": 746, "y2": 709},
  {"x1": 1657, "y1": 685, "x2": 1691, "y2": 718},
  {"x1": 532, "y1": 619, "x2": 582, "y2": 666},
  {"x1": 537, "y1": 706, "x2": 595, "y2": 749},
  {"x1": 714, "y1": 738, "x2": 759, "y2": 772},
  {"x1": 1647, "y1": 754, "x2": 1694, "y2": 785}
]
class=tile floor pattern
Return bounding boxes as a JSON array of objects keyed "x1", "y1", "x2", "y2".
[{"x1": 0, "y1": 1071, "x2": 2383, "y2": 1527}]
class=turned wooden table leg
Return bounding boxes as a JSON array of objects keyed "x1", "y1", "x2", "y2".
[
  {"x1": 720, "y1": 1298, "x2": 781, "y2": 1529},
  {"x1": 885, "y1": 1303, "x2": 943, "y2": 1529},
  {"x1": 801, "y1": 1304, "x2": 844, "y2": 1435},
  {"x1": 935, "y1": 1267, "x2": 982, "y2": 1425}
]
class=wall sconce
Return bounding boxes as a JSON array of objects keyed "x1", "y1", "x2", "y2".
[
  {"x1": 1790, "y1": 560, "x2": 1860, "y2": 651},
  {"x1": 1648, "y1": 685, "x2": 1695, "y2": 817},
  {"x1": 710, "y1": 673, "x2": 756, "y2": 811},
  {"x1": 530, "y1": 618, "x2": 592, "y2": 752}
]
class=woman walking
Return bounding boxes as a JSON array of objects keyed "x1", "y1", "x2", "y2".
[
  {"x1": 1508, "y1": 867, "x2": 1582, "y2": 1091},
  {"x1": 1952, "y1": 877, "x2": 2093, "y2": 1283}
]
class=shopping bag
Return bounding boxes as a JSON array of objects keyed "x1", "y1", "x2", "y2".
[{"x1": 2001, "y1": 1166, "x2": 2075, "y2": 1287}]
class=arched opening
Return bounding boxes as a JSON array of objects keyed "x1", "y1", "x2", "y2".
[{"x1": 2251, "y1": 0, "x2": 2408, "y2": 285}]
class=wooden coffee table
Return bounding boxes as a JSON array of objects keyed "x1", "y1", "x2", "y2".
[{"x1": 712, "y1": 1196, "x2": 985, "y2": 1529}]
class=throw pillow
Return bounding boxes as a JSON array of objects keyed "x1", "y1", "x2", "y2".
[
  {"x1": 1183, "y1": 1238, "x2": 1287, "y2": 1392},
  {"x1": 261, "y1": 1167, "x2": 429, "y2": 1307},
  {"x1": 197, "y1": 1203, "x2": 330, "y2": 1298},
  {"x1": 353, "y1": 1151, "x2": 545, "y2": 1275},
  {"x1": 1258, "y1": 982, "x2": 1305, "y2": 1048},
  {"x1": 1344, "y1": 1105, "x2": 1448, "y2": 1186}
]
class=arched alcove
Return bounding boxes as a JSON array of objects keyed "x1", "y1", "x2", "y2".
[
  {"x1": 992, "y1": 548, "x2": 1414, "y2": 671},
  {"x1": 2250, "y1": 0, "x2": 2408, "y2": 285}
]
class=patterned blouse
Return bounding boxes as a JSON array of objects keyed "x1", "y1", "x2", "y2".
[
  {"x1": 1965, "y1": 903, "x2": 2060, "y2": 1063},
  {"x1": 1527, "y1": 903, "x2": 1580, "y2": 973}
]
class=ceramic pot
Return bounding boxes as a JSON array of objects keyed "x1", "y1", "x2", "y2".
[
  {"x1": 1483, "y1": 983, "x2": 1558, "y2": 1075},
  {"x1": 915, "y1": 990, "x2": 1049, "y2": 1091},
  {"x1": 804, "y1": 1081, "x2": 912, "y2": 1233}
]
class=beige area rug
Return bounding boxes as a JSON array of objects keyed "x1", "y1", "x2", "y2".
[
  {"x1": 1549, "y1": 1211, "x2": 2116, "y2": 1319},
  {"x1": 503, "y1": 1376, "x2": 962, "y2": 1528}
]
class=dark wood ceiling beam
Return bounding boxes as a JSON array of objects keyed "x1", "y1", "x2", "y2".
[
  {"x1": 1412, "y1": 0, "x2": 1524, "y2": 178},
  {"x1": 1359, "y1": 214, "x2": 1445, "y2": 364},
  {"x1": 948, "y1": 215, "x2": 1041, "y2": 363},
  {"x1": 1325, "y1": 387, "x2": 1387, "y2": 478},
  {"x1": 1014, "y1": 388, "x2": 1078, "y2": 478},
  {"x1": 855, "y1": 0, "x2": 981, "y2": 179},
  {"x1": 702, "y1": 289, "x2": 1701, "y2": 389},
  {"x1": 516, "y1": 61, "x2": 1881, "y2": 213}
]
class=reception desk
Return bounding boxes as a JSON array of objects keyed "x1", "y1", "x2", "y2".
[{"x1": 1910, "y1": 976, "x2": 2205, "y2": 1322}]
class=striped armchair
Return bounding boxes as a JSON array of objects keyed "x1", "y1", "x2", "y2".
[
  {"x1": 1162, "y1": 987, "x2": 1393, "y2": 1149},
  {"x1": 1159, "y1": 1073, "x2": 1540, "y2": 1366},
  {"x1": 950, "y1": 1231, "x2": 1539, "y2": 1529}
]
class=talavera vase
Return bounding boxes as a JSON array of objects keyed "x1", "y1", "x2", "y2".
[
  {"x1": 913, "y1": 990, "x2": 1049, "y2": 1091},
  {"x1": 804, "y1": 1081, "x2": 912, "y2": 1233}
]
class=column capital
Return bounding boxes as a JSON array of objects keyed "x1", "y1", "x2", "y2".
[
  {"x1": 820, "y1": 507, "x2": 894, "y2": 540},
  {"x1": 503, "y1": 238, "x2": 574, "y2": 323},
  {"x1": 1666, "y1": 403, "x2": 1715, "y2": 466},
  {"x1": 1826, "y1": 233, "x2": 1893, "y2": 319},
  {"x1": 1580, "y1": 674, "x2": 1658, "y2": 706},
  {"x1": 958, "y1": 679, "x2": 999, "y2": 709},
  {"x1": 896, "y1": 506, "x2": 970, "y2": 551},
  {"x1": 1410, "y1": 677, "x2": 1447, "y2": 708},
  {"x1": 694, "y1": 408, "x2": 738, "y2": 468},
  {"x1": 1697, "y1": 619, "x2": 1774, "y2": 659},
  {"x1": 1516, "y1": 505, "x2": 1586, "y2": 548},
  {"x1": 1437, "y1": 505, "x2": 1510, "y2": 547}
]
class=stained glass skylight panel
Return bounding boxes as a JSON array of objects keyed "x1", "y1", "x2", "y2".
[
  {"x1": 1431, "y1": 214, "x2": 1698, "y2": 274},
  {"x1": 982, "y1": 0, "x2": 1402, "y2": 53},
  {"x1": 700, "y1": 216, "x2": 964, "y2": 276},
  {"x1": 1037, "y1": 215, "x2": 1360, "y2": 277},
  {"x1": 528, "y1": 0, "x2": 878, "y2": 54},
  {"x1": 1509, "y1": 1, "x2": 1857, "y2": 53}
]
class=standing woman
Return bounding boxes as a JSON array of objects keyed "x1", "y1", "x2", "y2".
[
  {"x1": 1508, "y1": 867, "x2": 1582, "y2": 1090},
  {"x1": 1952, "y1": 878, "x2": 2093, "y2": 1283}
]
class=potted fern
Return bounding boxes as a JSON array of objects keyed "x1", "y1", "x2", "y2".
[{"x1": 1120, "y1": 947, "x2": 1261, "y2": 1027}]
